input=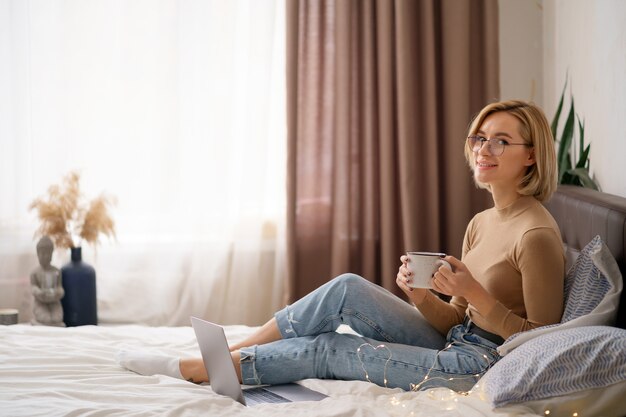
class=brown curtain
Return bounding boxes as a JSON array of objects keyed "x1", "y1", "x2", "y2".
[{"x1": 286, "y1": 0, "x2": 499, "y2": 302}]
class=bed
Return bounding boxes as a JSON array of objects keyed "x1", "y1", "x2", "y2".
[{"x1": 1, "y1": 185, "x2": 625, "y2": 417}]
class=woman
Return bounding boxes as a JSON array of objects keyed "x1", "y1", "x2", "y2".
[{"x1": 117, "y1": 100, "x2": 565, "y2": 392}]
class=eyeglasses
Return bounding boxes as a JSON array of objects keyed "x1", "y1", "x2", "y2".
[{"x1": 467, "y1": 135, "x2": 532, "y2": 156}]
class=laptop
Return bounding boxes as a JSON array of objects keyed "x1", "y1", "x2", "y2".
[{"x1": 190, "y1": 316, "x2": 328, "y2": 406}]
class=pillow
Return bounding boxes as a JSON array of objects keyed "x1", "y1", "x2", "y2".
[
  {"x1": 512, "y1": 382, "x2": 626, "y2": 417},
  {"x1": 479, "y1": 326, "x2": 626, "y2": 416},
  {"x1": 498, "y1": 235, "x2": 623, "y2": 355}
]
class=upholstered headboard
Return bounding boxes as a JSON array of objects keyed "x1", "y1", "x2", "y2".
[{"x1": 544, "y1": 185, "x2": 626, "y2": 330}]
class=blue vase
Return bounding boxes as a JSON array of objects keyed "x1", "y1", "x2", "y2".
[{"x1": 61, "y1": 247, "x2": 98, "y2": 326}]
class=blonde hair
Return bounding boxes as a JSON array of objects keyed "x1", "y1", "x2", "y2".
[{"x1": 464, "y1": 100, "x2": 557, "y2": 202}]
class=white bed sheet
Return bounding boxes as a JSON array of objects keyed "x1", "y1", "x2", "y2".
[{"x1": 0, "y1": 324, "x2": 541, "y2": 417}]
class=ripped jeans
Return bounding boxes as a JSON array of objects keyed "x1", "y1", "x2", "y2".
[{"x1": 239, "y1": 273, "x2": 501, "y2": 392}]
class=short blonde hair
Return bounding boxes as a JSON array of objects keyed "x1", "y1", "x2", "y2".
[{"x1": 464, "y1": 100, "x2": 557, "y2": 202}]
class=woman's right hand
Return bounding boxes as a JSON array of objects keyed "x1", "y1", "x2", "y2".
[{"x1": 396, "y1": 255, "x2": 429, "y2": 304}]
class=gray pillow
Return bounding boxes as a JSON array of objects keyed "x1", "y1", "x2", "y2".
[
  {"x1": 498, "y1": 235, "x2": 622, "y2": 355},
  {"x1": 479, "y1": 326, "x2": 626, "y2": 416}
]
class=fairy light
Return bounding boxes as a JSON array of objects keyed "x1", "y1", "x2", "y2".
[
  {"x1": 408, "y1": 340, "x2": 492, "y2": 394},
  {"x1": 362, "y1": 343, "x2": 579, "y2": 417},
  {"x1": 356, "y1": 343, "x2": 392, "y2": 388},
  {"x1": 356, "y1": 338, "x2": 493, "y2": 397}
]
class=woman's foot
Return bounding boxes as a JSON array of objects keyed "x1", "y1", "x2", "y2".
[
  {"x1": 115, "y1": 350, "x2": 210, "y2": 383},
  {"x1": 115, "y1": 350, "x2": 183, "y2": 380}
]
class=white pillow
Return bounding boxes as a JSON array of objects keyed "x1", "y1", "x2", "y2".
[
  {"x1": 498, "y1": 235, "x2": 623, "y2": 355},
  {"x1": 479, "y1": 326, "x2": 626, "y2": 416},
  {"x1": 508, "y1": 381, "x2": 626, "y2": 417}
]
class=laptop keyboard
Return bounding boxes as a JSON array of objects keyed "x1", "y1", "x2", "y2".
[{"x1": 244, "y1": 387, "x2": 291, "y2": 404}]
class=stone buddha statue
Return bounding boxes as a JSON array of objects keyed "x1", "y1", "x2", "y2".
[{"x1": 30, "y1": 236, "x2": 65, "y2": 326}]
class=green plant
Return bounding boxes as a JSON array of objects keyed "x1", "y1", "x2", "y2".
[{"x1": 550, "y1": 79, "x2": 599, "y2": 190}]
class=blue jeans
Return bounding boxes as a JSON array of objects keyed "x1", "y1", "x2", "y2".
[{"x1": 239, "y1": 274, "x2": 501, "y2": 392}]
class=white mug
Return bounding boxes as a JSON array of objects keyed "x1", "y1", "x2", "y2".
[{"x1": 405, "y1": 252, "x2": 451, "y2": 288}]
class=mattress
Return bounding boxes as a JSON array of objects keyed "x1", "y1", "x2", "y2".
[{"x1": 0, "y1": 323, "x2": 541, "y2": 417}]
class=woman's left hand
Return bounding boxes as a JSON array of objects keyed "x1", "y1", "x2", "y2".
[{"x1": 431, "y1": 256, "x2": 481, "y2": 299}]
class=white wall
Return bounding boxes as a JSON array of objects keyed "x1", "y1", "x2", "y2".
[
  {"x1": 499, "y1": 0, "x2": 544, "y2": 106},
  {"x1": 500, "y1": 0, "x2": 626, "y2": 198}
]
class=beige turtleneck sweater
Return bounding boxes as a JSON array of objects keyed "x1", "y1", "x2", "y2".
[{"x1": 417, "y1": 195, "x2": 565, "y2": 340}]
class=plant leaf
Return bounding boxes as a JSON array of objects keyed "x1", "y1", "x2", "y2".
[
  {"x1": 560, "y1": 170, "x2": 576, "y2": 185},
  {"x1": 566, "y1": 167, "x2": 599, "y2": 190},
  {"x1": 576, "y1": 144, "x2": 590, "y2": 169},
  {"x1": 551, "y1": 73, "x2": 599, "y2": 190},
  {"x1": 575, "y1": 117, "x2": 585, "y2": 167},
  {"x1": 551, "y1": 79, "x2": 568, "y2": 140},
  {"x1": 557, "y1": 99, "x2": 576, "y2": 181}
]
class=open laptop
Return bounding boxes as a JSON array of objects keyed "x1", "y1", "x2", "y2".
[{"x1": 191, "y1": 316, "x2": 327, "y2": 406}]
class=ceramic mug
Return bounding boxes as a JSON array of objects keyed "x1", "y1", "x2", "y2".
[{"x1": 405, "y1": 252, "x2": 451, "y2": 288}]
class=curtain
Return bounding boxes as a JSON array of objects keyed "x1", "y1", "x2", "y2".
[
  {"x1": 0, "y1": 0, "x2": 286, "y2": 326},
  {"x1": 286, "y1": 0, "x2": 498, "y2": 301}
]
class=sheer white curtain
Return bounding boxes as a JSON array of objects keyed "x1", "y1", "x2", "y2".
[{"x1": 0, "y1": 0, "x2": 286, "y2": 326}]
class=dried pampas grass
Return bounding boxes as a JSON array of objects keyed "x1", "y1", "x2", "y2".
[{"x1": 29, "y1": 171, "x2": 116, "y2": 250}]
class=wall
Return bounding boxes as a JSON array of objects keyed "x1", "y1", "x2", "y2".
[
  {"x1": 499, "y1": 0, "x2": 544, "y2": 106},
  {"x1": 500, "y1": 0, "x2": 626, "y2": 197}
]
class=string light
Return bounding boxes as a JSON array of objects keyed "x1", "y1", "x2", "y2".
[
  {"x1": 356, "y1": 342, "x2": 583, "y2": 417},
  {"x1": 356, "y1": 343, "x2": 392, "y2": 388},
  {"x1": 409, "y1": 340, "x2": 492, "y2": 394},
  {"x1": 356, "y1": 339, "x2": 493, "y2": 395}
]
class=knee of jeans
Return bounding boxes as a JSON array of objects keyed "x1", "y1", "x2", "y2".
[
  {"x1": 310, "y1": 332, "x2": 344, "y2": 357},
  {"x1": 310, "y1": 333, "x2": 361, "y2": 375},
  {"x1": 334, "y1": 273, "x2": 366, "y2": 288}
]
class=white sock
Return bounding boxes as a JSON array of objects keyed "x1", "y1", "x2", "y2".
[{"x1": 115, "y1": 350, "x2": 183, "y2": 379}]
